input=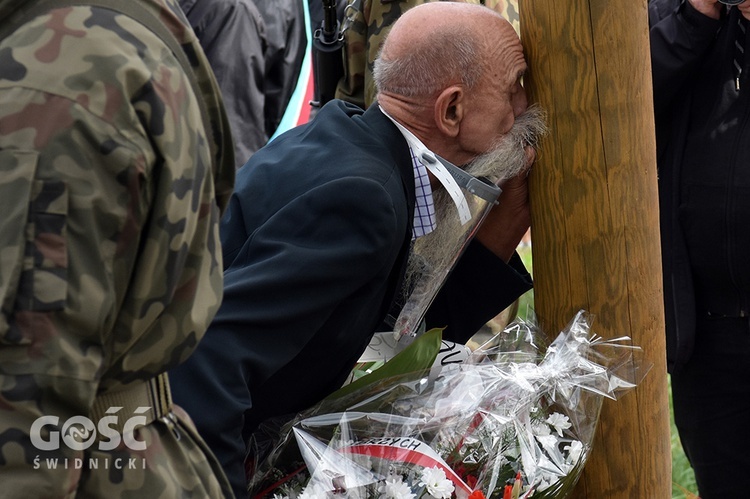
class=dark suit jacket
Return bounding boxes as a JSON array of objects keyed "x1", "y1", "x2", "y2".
[{"x1": 170, "y1": 100, "x2": 532, "y2": 498}]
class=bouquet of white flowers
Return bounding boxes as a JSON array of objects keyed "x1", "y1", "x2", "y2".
[{"x1": 247, "y1": 311, "x2": 650, "y2": 499}]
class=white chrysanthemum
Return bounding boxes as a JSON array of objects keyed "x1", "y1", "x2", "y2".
[
  {"x1": 536, "y1": 434, "x2": 558, "y2": 452},
  {"x1": 272, "y1": 494, "x2": 289, "y2": 499},
  {"x1": 532, "y1": 421, "x2": 551, "y2": 437},
  {"x1": 546, "y1": 413, "x2": 572, "y2": 437},
  {"x1": 564, "y1": 440, "x2": 584, "y2": 464},
  {"x1": 378, "y1": 475, "x2": 416, "y2": 499},
  {"x1": 419, "y1": 467, "x2": 454, "y2": 499}
]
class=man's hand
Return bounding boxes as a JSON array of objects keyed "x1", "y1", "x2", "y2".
[{"x1": 474, "y1": 145, "x2": 535, "y2": 262}]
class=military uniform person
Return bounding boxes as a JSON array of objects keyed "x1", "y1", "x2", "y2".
[
  {"x1": 336, "y1": 0, "x2": 520, "y2": 109},
  {"x1": 0, "y1": 0, "x2": 234, "y2": 496}
]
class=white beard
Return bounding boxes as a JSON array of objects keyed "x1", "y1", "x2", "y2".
[{"x1": 395, "y1": 105, "x2": 548, "y2": 337}]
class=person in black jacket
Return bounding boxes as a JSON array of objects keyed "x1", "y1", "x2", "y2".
[
  {"x1": 254, "y1": 0, "x2": 307, "y2": 137},
  {"x1": 179, "y1": 0, "x2": 307, "y2": 167},
  {"x1": 649, "y1": 1, "x2": 750, "y2": 497},
  {"x1": 170, "y1": 3, "x2": 546, "y2": 497},
  {"x1": 178, "y1": 0, "x2": 266, "y2": 168}
]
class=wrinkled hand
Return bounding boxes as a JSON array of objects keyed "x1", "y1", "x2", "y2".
[
  {"x1": 689, "y1": 0, "x2": 721, "y2": 19},
  {"x1": 475, "y1": 145, "x2": 535, "y2": 262}
]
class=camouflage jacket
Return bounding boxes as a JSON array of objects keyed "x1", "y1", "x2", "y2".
[
  {"x1": 335, "y1": 0, "x2": 520, "y2": 109},
  {"x1": 0, "y1": 0, "x2": 234, "y2": 497}
]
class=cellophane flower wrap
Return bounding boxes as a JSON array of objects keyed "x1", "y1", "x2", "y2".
[{"x1": 247, "y1": 311, "x2": 650, "y2": 499}]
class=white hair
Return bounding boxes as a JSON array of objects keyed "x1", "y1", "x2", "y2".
[{"x1": 373, "y1": 26, "x2": 484, "y2": 98}]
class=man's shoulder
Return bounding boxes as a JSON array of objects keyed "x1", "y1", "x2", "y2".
[
  {"x1": 0, "y1": 0, "x2": 232, "y2": 192},
  {"x1": 0, "y1": 2, "x2": 193, "y2": 116},
  {"x1": 305, "y1": 100, "x2": 398, "y2": 143},
  {"x1": 248, "y1": 101, "x2": 400, "y2": 171},
  {"x1": 648, "y1": 0, "x2": 681, "y2": 22},
  {"x1": 296, "y1": 99, "x2": 369, "y2": 132}
]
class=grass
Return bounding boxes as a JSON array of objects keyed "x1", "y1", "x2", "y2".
[
  {"x1": 670, "y1": 375, "x2": 699, "y2": 498},
  {"x1": 514, "y1": 244, "x2": 699, "y2": 498}
]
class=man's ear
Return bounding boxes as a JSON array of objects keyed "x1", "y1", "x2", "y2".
[{"x1": 434, "y1": 85, "x2": 465, "y2": 138}]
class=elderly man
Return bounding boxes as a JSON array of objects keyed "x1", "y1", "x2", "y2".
[{"x1": 170, "y1": 3, "x2": 546, "y2": 497}]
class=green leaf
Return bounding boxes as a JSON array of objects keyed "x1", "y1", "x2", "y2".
[{"x1": 325, "y1": 328, "x2": 444, "y2": 401}]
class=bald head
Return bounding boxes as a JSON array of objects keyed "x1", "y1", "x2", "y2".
[{"x1": 373, "y1": 2, "x2": 517, "y2": 100}]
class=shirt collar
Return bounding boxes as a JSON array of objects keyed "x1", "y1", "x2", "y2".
[
  {"x1": 379, "y1": 107, "x2": 436, "y2": 238},
  {"x1": 379, "y1": 106, "x2": 476, "y2": 230}
]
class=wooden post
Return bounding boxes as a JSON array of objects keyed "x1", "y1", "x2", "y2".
[{"x1": 518, "y1": 0, "x2": 671, "y2": 497}]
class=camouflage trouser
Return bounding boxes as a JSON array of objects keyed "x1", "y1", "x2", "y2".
[{"x1": 335, "y1": 0, "x2": 520, "y2": 109}]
